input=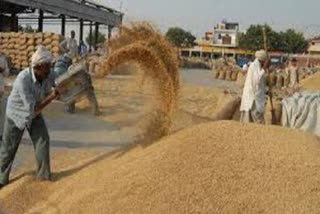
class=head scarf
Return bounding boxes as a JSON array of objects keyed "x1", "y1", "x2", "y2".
[
  {"x1": 255, "y1": 50, "x2": 267, "y2": 61},
  {"x1": 31, "y1": 45, "x2": 52, "y2": 67}
]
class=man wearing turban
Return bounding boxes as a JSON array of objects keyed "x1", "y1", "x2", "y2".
[
  {"x1": 240, "y1": 50, "x2": 270, "y2": 124},
  {"x1": 0, "y1": 46, "x2": 59, "y2": 188}
]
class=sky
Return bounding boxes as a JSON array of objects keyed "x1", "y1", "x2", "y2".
[
  {"x1": 19, "y1": 0, "x2": 320, "y2": 40},
  {"x1": 103, "y1": 0, "x2": 320, "y2": 38}
]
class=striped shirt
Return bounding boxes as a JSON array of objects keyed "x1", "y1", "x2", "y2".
[{"x1": 6, "y1": 67, "x2": 55, "y2": 130}]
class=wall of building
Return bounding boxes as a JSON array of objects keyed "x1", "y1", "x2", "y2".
[{"x1": 213, "y1": 31, "x2": 238, "y2": 47}]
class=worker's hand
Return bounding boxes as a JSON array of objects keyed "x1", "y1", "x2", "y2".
[
  {"x1": 53, "y1": 88, "x2": 61, "y2": 98},
  {"x1": 263, "y1": 59, "x2": 270, "y2": 70}
]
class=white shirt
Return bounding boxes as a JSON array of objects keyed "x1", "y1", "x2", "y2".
[
  {"x1": 60, "y1": 38, "x2": 79, "y2": 59},
  {"x1": 286, "y1": 65, "x2": 299, "y2": 88},
  {"x1": 240, "y1": 59, "x2": 266, "y2": 113},
  {"x1": 0, "y1": 54, "x2": 9, "y2": 76}
]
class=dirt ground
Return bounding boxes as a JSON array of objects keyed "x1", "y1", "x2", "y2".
[{"x1": 11, "y1": 69, "x2": 232, "y2": 177}]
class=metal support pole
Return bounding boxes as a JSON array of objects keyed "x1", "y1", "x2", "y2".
[
  {"x1": 108, "y1": 25, "x2": 113, "y2": 39},
  {"x1": 10, "y1": 13, "x2": 16, "y2": 31},
  {"x1": 61, "y1": 15, "x2": 66, "y2": 36},
  {"x1": 89, "y1": 21, "x2": 93, "y2": 52},
  {"x1": 79, "y1": 19, "x2": 84, "y2": 41},
  {"x1": 94, "y1": 22, "x2": 99, "y2": 50},
  {"x1": 38, "y1": 10, "x2": 44, "y2": 32}
]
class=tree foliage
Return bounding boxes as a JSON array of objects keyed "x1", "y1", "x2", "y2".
[
  {"x1": 18, "y1": 25, "x2": 36, "y2": 33},
  {"x1": 85, "y1": 31, "x2": 106, "y2": 46},
  {"x1": 239, "y1": 24, "x2": 308, "y2": 53},
  {"x1": 165, "y1": 27, "x2": 196, "y2": 47}
]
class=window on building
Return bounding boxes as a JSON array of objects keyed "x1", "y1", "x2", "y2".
[{"x1": 218, "y1": 34, "x2": 222, "y2": 39}]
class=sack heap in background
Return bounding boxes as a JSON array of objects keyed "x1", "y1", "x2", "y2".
[
  {"x1": 213, "y1": 58, "x2": 241, "y2": 82},
  {"x1": 0, "y1": 32, "x2": 62, "y2": 71}
]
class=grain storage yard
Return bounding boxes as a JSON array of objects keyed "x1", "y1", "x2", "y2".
[{"x1": 1, "y1": 0, "x2": 320, "y2": 213}]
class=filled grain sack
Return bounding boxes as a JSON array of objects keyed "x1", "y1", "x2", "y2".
[
  {"x1": 36, "y1": 38, "x2": 43, "y2": 45},
  {"x1": 27, "y1": 39, "x2": 34, "y2": 45},
  {"x1": 282, "y1": 92, "x2": 320, "y2": 136},
  {"x1": 231, "y1": 70, "x2": 239, "y2": 81},
  {"x1": 276, "y1": 75, "x2": 284, "y2": 88},
  {"x1": 212, "y1": 95, "x2": 241, "y2": 120},
  {"x1": 43, "y1": 38, "x2": 52, "y2": 45},
  {"x1": 44, "y1": 32, "x2": 53, "y2": 38},
  {"x1": 35, "y1": 33, "x2": 43, "y2": 39},
  {"x1": 52, "y1": 40, "x2": 60, "y2": 47},
  {"x1": 225, "y1": 69, "x2": 233, "y2": 81},
  {"x1": 218, "y1": 69, "x2": 226, "y2": 80},
  {"x1": 52, "y1": 46, "x2": 60, "y2": 53}
]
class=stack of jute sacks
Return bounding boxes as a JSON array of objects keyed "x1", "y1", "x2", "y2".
[{"x1": 0, "y1": 32, "x2": 62, "y2": 71}]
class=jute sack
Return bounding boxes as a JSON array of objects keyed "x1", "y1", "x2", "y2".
[
  {"x1": 52, "y1": 34, "x2": 60, "y2": 41},
  {"x1": 214, "y1": 70, "x2": 220, "y2": 79},
  {"x1": 35, "y1": 33, "x2": 43, "y2": 39},
  {"x1": 218, "y1": 69, "x2": 226, "y2": 80},
  {"x1": 43, "y1": 38, "x2": 52, "y2": 45},
  {"x1": 276, "y1": 75, "x2": 284, "y2": 88},
  {"x1": 212, "y1": 95, "x2": 242, "y2": 120},
  {"x1": 26, "y1": 33, "x2": 34, "y2": 39},
  {"x1": 19, "y1": 45, "x2": 28, "y2": 51},
  {"x1": 52, "y1": 40, "x2": 59, "y2": 47},
  {"x1": 36, "y1": 39, "x2": 43, "y2": 45},
  {"x1": 226, "y1": 69, "x2": 233, "y2": 81},
  {"x1": 27, "y1": 39, "x2": 34, "y2": 45},
  {"x1": 44, "y1": 32, "x2": 53, "y2": 38},
  {"x1": 231, "y1": 70, "x2": 239, "y2": 81},
  {"x1": 52, "y1": 46, "x2": 60, "y2": 53}
]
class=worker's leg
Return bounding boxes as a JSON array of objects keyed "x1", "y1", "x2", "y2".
[
  {"x1": 65, "y1": 102, "x2": 76, "y2": 114},
  {"x1": 240, "y1": 111, "x2": 252, "y2": 123},
  {"x1": 87, "y1": 88, "x2": 100, "y2": 116},
  {"x1": 0, "y1": 116, "x2": 24, "y2": 185},
  {"x1": 250, "y1": 104, "x2": 265, "y2": 124},
  {"x1": 27, "y1": 114, "x2": 51, "y2": 181}
]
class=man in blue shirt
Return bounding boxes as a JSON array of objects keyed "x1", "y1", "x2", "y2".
[{"x1": 0, "y1": 46, "x2": 58, "y2": 188}]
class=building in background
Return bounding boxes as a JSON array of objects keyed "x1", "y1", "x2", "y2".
[
  {"x1": 180, "y1": 20, "x2": 249, "y2": 60},
  {"x1": 211, "y1": 21, "x2": 239, "y2": 47},
  {"x1": 308, "y1": 36, "x2": 320, "y2": 55}
]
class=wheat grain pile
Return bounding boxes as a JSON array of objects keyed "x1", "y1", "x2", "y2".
[
  {"x1": 0, "y1": 32, "x2": 61, "y2": 70},
  {"x1": 1, "y1": 121, "x2": 320, "y2": 213},
  {"x1": 97, "y1": 23, "x2": 179, "y2": 140},
  {"x1": 301, "y1": 71, "x2": 320, "y2": 91}
]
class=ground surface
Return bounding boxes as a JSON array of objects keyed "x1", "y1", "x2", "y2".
[{"x1": 11, "y1": 69, "x2": 237, "y2": 176}]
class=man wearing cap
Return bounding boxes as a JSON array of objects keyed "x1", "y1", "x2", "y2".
[
  {"x1": 0, "y1": 46, "x2": 58, "y2": 188},
  {"x1": 240, "y1": 50, "x2": 270, "y2": 124}
]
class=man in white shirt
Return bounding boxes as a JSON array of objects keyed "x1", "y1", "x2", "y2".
[
  {"x1": 60, "y1": 30, "x2": 79, "y2": 59},
  {"x1": 0, "y1": 53, "x2": 9, "y2": 139},
  {"x1": 240, "y1": 50, "x2": 269, "y2": 124},
  {"x1": 285, "y1": 58, "x2": 299, "y2": 89}
]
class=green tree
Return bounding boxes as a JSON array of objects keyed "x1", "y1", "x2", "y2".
[
  {"x1": 278, "y1": 29, "x2": 308, "y2": 53},
  {"x1": 239, "y1": 24, "x2": 279, "y2": 51},
  {"x1": 165, "y1": 27, "x2": 196, "y2": 47},
  {"x1": 239, "y1": 24, "x2": 308, "y2": 53},
  {"x1": 18, "y1": 25, "x2": 36, "y2": 33},
  {"x1": 85, "y1": 31, "x2": 106, "y2": 46}
]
